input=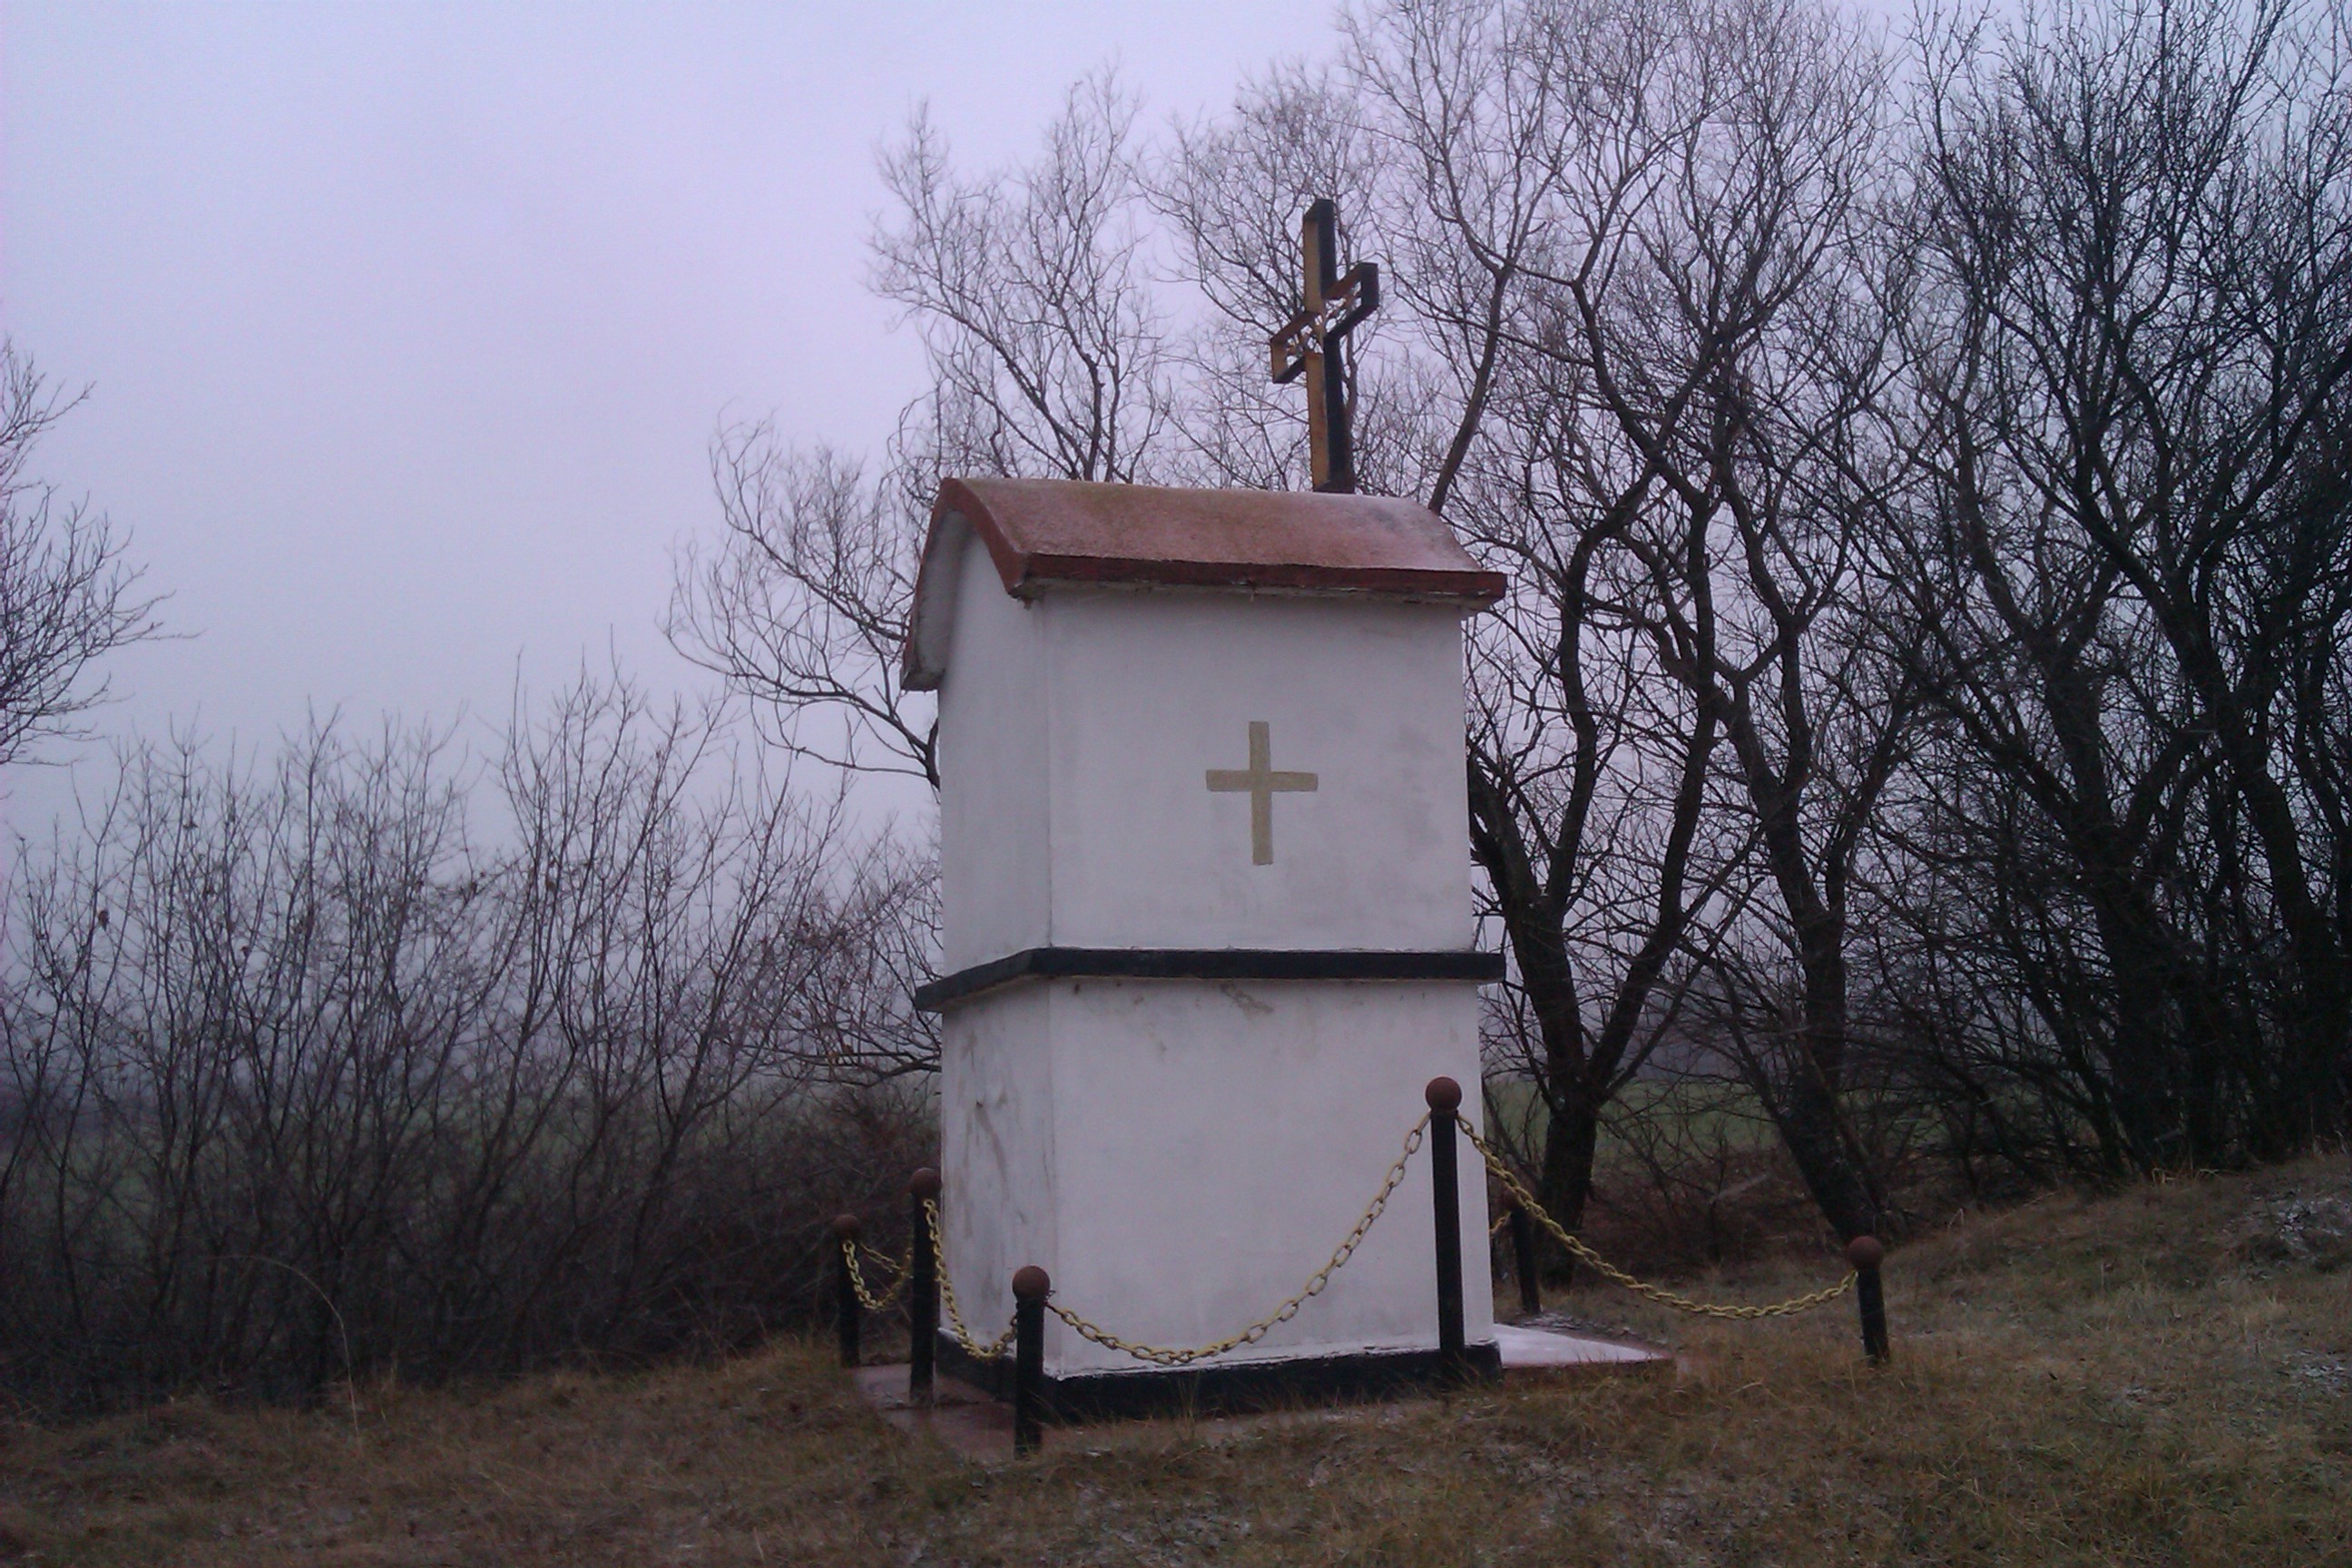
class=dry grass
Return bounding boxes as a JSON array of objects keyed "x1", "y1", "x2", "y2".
[{"x1": 4, "y1": 1158, "x2": 2349, "y2": 1566}]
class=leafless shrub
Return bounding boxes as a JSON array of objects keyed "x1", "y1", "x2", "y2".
[
  {"x1": 0, "y1": 339, "x2": 162, "y2": 766},
  {"x1": 0, "y1": 675, "x2": 933, "y2": 1410}
]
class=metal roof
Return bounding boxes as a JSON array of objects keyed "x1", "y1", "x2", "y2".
[{"x1": 905, "y1": 476, "x2": 1505, "y2": 690}]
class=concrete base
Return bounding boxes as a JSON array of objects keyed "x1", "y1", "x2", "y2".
[
  {"x1": 854, "y1": 1365, "x2": 1020, "y2": 1465},
  {"x1": 1493, "y1": 1322, "x2": 1668, "y2": 1370},
  {"x1": 937, "y1": 1330, "x2": 1504, "y2": 1421}
]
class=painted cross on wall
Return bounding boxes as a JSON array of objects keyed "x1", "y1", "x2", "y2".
[{"x1": 1206, "y1": 720, "x2": 1318, "y2": 865}]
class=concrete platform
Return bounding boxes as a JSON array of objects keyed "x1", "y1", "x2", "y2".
[
  {"x1": 854, "y1": 1365, "x2": 1018, "y2": 1463},
  {"x1": 851, "y1": 1323, "x2": 1669, "y2": 1464},
  {"x1": 1494, "y1": 1321, "x2": 1668, "y2": 1370}
]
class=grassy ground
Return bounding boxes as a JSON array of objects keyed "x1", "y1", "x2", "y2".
[{"x1": 4, "y1": 1158, "x2": 2348, "y2": 1566}]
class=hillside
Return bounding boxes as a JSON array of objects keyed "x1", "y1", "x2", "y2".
[{"x1": 5, "y1": 1159, "x2": 2348, "y2": 1566}]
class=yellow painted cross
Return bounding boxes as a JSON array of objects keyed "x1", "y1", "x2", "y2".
[{"x1": 1206, "y1": 720, "x2": 1318, "y2": 866}]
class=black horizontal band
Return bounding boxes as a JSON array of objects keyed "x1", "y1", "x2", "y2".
[
  {"x1": 914, "y1": 946, "x2": 1506, "y2": 1013},
  {"x1": 937, "y1": 1333, "x2": 1501, "y2": 1419}
]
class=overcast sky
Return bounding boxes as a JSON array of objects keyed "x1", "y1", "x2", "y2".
[{"x1": 0, "y1": 2, "x2": 1339, "y2": 838}]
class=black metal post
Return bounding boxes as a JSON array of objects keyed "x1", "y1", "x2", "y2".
[
  {"x1": 1011, "y1": 1265, "x2": 1050, "y2": 1457},
  {"x1": 1508, "y1": 1199, "x2": 1542, "y2": 1318},
  {"x1": 831, "y1": 1213, "x2": 862, "y2": 1368},
  {"x1": 1847, "y1": 1235, "x2": 1889, "y2": 1364},
  {"x1": 1426, "y1": 1077, "x2": 1467, "y2": 1384},
  {"x1": 908, "y1": 1168, "x2": 940, "y2": 1405}
]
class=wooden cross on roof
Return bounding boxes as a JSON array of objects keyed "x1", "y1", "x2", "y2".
[{"x1": 1269, "y1": 199, "x2": 1380, "y2": 494}]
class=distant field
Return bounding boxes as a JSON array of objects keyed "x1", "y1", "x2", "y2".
[
  {"x1": 5, "y1": 1158, "x2": 2349, "y2": 1565},
  {"x1": 1484, "y1": 1074, "x2": 1867, "y2": 1269}
]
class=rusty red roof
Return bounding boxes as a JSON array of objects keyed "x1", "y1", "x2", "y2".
[{"x1": 905, "y1": 477, "x2": 1505, "y2": 690}]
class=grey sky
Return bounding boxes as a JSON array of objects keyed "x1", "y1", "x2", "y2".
[{"x1": 0, "y1": 2, "x2": 1338, "y2": 836}]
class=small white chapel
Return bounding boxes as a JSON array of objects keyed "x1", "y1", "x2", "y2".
[{"x1": 904, "y1": 471, "x2": 1510, "y2": 1414}]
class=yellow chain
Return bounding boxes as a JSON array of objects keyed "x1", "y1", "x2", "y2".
[
  {"x1": 1459, "y1": 1122, "x2": 1856, "y2": 1320},
  {"x1": 924, "y1": 1198, "x2": 1018, "y2": 1362},
  {"x1": 905, "y1": 1106, "x2": 1847, "y2": 1375},
  {"x1": 838, "y1": 1238, "x2": 912, "y2": 1313},
  {"x1": 1043, "y1": 1114, "x2": 1431, "y2": 1367}
]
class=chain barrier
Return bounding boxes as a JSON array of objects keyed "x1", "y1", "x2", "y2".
[
  {"x1": 1459, "y1": 1122, "x2": 1856, "y2": 1320},
  {"x1": 924, "y1": 1197, "x2": 1019, "y2": 1362},
  {"x1": 838, "y1": 1238, "x2": 913, "y2": 1314},
  {"x1": 1044, "y1": 1113, "x2": 1432, "y2": 1368},
  {"x1": 871, "y1": 1104, "x2": 1847, "y2": 1375}
]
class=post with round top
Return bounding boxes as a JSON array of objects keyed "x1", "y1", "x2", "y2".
[
  {"x1": 1847, "y1": 1235, "x2": 1888, "y2": 1364},
  {"x1": 830, "y1": 1214, "x2": 863, "y2": 1368},
  {"x1": 1507, "y1": 1197, "x2": 1542, "y2": 1318},
  {"x1": 1011, "y1": 1265, "x2": 1052, "y2": 1456},
  {"x1": 908, "y1": 1169, "x2": 941, "y2": 1405},
  {"x1": 1425, "y1": 1077, "x2": 1468, "y2": 1384}
]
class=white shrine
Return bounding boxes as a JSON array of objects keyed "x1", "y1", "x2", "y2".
[{"x1": 906, "y1": 474, "x2": 1508, "y2": 1412}]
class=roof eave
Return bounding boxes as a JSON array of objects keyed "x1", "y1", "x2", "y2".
[
  {"x1": 903, "y1": 475, "x2": 1510, "y2": 690},
  {"x1": 1010, "y1": 558, "x2": 1507, "y2": 607}
]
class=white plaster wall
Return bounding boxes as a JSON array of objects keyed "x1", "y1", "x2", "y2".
[
  {"x1": 1039, "y1": 590, "x2": 1475, "y2": 953},
  {"x1": 1034, "y1": 975, "x2": 1494, "y2": 1377},
  {"x1": 932, "y1": 565, "x2": 1500, "y2": 1378},
  {"x1": 937, "y1": 981, "x2": 1057, "y2": 1346},
  {"x1": 936, "y1": 535, "x2": 1053, "y2": 973}
]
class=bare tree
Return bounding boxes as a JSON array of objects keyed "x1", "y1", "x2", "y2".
[
  {"x1": 680, "y1": 0, "x2": 1911, "y2": 1248},
  {"x1": 874, "y1": 71, "x2": 1174, "y2": 486},
  {"x1": 667, "y1": 438, "x2": 938, "y2": 785},
  {"x1": 1554, "y1": 0, "x2": 1909, "y2": 1240},
  {"x1": 0, "y1": 341, "x2": 162, "y2": 766},
  {"x1": 1147, "y1": 63, "x2": 1394, "y2": 492},
  {"x1": 667, "y1": 0, "x2": 2352, "y2": 1247},
  {"x1": 668, "y1": 75, "x2": 1175, "y2": 789},
  {"x1": 1345, "y1": 0, "x2": 1742, "y2": 1248},
  {"x1": 1136, "y1": 1, "x2": 1726, "y2": 1254},
  {"x1": 1321, "y1": 0, "x2": 1898, "y2": 1242},
  {"x1": 1886, "y1": 0, "x2": 2352, "y2": 1171}
]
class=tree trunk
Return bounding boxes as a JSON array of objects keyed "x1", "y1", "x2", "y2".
[{"x1": 1537, "y1": 1070, "x2": 1600, "y2": 1282}]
